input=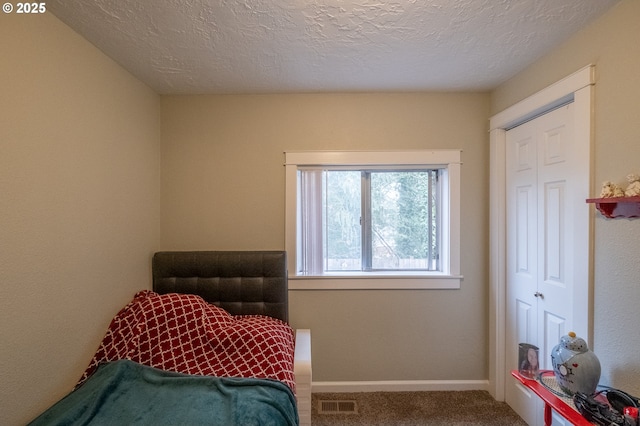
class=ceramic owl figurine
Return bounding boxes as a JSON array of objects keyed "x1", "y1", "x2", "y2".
[{"x1": 551, "y1": 332, "x2": 601, "y2": 395}]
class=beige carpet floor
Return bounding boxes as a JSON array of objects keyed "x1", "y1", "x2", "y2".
[{"x1": 311, "y1": 390, "x2": 527, "y2": 425}]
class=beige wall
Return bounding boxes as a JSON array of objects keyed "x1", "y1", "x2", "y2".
[
  {"x1": 161, "y1": 93, "x2": 491, "y2": 382},
  {"x1": 0, "y1": 13, "x2": 161, "y2": 425},
  {"x1": 492, "y1": 0, "x2": 640, "y2": 394}
]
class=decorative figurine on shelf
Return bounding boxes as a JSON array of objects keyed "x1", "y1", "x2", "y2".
[
  {"x1": 624, "y1": 173, "x2": 640, "y2": 197},
  {"x1": 600, "y1": 181, "x2": 625, "y2": 198},
  {"x1": 551, "y1": 331, "x2": 601, "y2": 396}
]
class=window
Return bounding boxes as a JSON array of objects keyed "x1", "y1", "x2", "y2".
[
  {"x1": 301, "y1": 168, "x2": 440, "y2": 273},
  {"x1": 285, "y1": 150, "x2": 462, "y2": 289}
]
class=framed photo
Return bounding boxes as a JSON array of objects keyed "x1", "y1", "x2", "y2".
[{"x1": 519, "y1": 343, "x2": 539, "y2": 379}]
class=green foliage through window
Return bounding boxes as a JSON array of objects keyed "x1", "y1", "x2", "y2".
[{"x1": 322, "y1": 169, "x2": 440, "y2": 271}]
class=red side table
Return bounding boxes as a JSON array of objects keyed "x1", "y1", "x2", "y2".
[{"x1": 511, "y1": 370, "x2": 593, "y2": 426}]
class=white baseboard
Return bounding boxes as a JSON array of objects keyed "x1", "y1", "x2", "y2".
[{"x1": 312, "y1": 379, "x2": 490, "y2": 393}]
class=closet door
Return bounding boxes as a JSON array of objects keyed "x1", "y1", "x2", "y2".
[{"x1": 505, "y1": 103, "x2": 579, "y2": 426}]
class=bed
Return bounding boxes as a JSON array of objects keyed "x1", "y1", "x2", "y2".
[{"x1": 29, "y1": 251, "x2": 312, "y2": 426}]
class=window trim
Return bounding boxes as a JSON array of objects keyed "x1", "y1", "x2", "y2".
[{"x1": 284, "y1": 150, "x2": 462, "y2": 290}]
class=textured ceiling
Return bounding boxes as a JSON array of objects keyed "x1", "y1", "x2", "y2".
[{"x1": 48, "y1": 0, "x2": 620, "y2": 94}]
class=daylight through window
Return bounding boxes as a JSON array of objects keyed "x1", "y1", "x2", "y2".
[
  {"x1": 285, "y1": 150, "x2": 461, "y2": 289},
  {"x1": 301, "y1": 168, "x2": 441, "y2": 274}
]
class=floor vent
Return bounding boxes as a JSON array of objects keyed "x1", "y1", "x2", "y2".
[{"x1": 317, "y1": 399, "x2": 358, "y2": 414}]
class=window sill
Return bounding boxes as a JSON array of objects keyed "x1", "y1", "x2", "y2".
[{"x1": 288, "y1": 274, "x2": 462, "y2": 290}]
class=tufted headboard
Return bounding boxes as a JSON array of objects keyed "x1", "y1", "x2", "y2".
[{"x1": 152, "y1": 251, "x2": 288, "y2": 323}]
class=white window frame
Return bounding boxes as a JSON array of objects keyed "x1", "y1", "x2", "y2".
[{"x1": 285, "y1": 150, "x2": 462, "y2": 290}]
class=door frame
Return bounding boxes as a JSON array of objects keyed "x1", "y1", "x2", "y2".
[{"x1": 488, "y1": 65, "x2": 595, "y2": 400}]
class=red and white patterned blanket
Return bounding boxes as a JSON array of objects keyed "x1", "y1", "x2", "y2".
[{"x1": 79, "y1": 290, "x2": 296, "y2": 392}]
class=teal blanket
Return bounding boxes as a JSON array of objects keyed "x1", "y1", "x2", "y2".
[{"x1": 29, "y1": 360, "x2": 298, "y2": 426}]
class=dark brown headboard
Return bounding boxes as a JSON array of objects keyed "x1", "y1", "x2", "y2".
[{"x1": 152, "y1": 251, "x2": 288, "y2": 323}]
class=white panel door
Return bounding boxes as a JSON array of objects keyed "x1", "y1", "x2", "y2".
[
  {"x1": 506, "y1": 118, "x2": 542, "y2": 425},
  {"x1": 506, "y1": 104, "x2": 582, "y2": 426}
]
